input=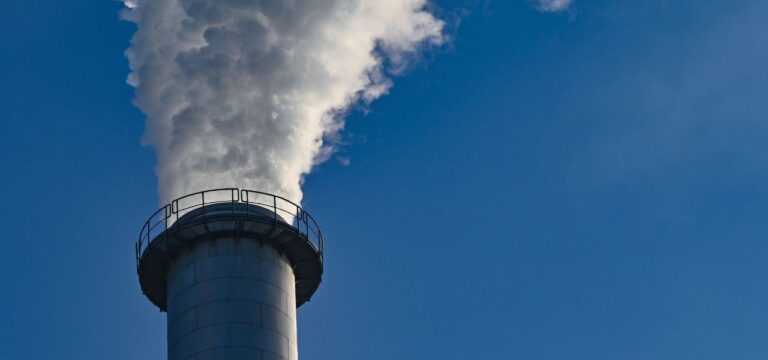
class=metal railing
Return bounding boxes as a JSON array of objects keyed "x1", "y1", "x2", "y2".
[{"x1": 136, "y1": 188, "x2": 323, "y2": 268}]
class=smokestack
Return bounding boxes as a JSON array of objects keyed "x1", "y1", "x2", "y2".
[
  {"x1": 136, "y1": 188, "x2": 323, "y2": 360},
  {"x1": 125, "y1": 2, "x2": 443, "y2": 356}
]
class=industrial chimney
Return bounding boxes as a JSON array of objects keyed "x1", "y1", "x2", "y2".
[{"x1": 135, "y1": 188, "x2": 324, "y2": 360}]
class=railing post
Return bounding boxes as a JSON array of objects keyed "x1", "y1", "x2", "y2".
[
  {"x1": 296, "y1": 205, "x2": 301, "y2": 230},
  {"x1": 231, "y1": 189, "x2": 236, "y2": 214},
  {"x1": 202, "y1": 192, "x2": 206, "y2": 217}
]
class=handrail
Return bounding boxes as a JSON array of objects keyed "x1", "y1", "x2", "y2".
[{"x1": 136, "y1": 188, "x2": 323, "y2": 269}]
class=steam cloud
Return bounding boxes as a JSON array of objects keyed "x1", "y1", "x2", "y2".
[
  {"x1": 535, "y1": 0, "x2": 573, "y2": 12},
  {"x1": 122, "y1": 1, "x2": 444, "y2": 204}
]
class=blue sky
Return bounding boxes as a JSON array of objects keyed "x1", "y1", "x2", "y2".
[{"x1": 2, "y1": 1, "x2": 768, "y2": 359}]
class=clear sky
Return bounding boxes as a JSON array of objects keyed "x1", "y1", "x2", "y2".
[{"x1": 2, "y1": 1, "x2": 768, "y2": 359}]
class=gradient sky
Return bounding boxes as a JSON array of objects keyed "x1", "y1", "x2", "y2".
[{"x1": 2, "y1": 1, "x2": 768, "y2": 359}]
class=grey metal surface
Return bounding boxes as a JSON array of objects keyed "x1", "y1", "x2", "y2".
[
  {"x1": 167, "y1": 237, "x2": 298, "y2": 360},
  {"x1": 137, "y1": 195, "x2": 323, "y2": 310},
  {"x1": 135, "y1": 189, "x2": 325, "y2": 360}
]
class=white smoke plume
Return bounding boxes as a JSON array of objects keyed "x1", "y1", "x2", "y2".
[
  {"x1": 122, "y1": 1, "x2": 444, "y2": 204},
  {"x1": 535, "y1": 0, "x2": 573, "y2": 12}
]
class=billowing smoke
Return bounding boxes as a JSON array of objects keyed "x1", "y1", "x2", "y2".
[{"x1": 122, "y1": 1, "x2": 443, "y2": 204}]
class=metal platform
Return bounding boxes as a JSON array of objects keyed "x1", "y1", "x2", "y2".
[{"x1": 136, "y1": 188, "x2": 324, "y2": 311}]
